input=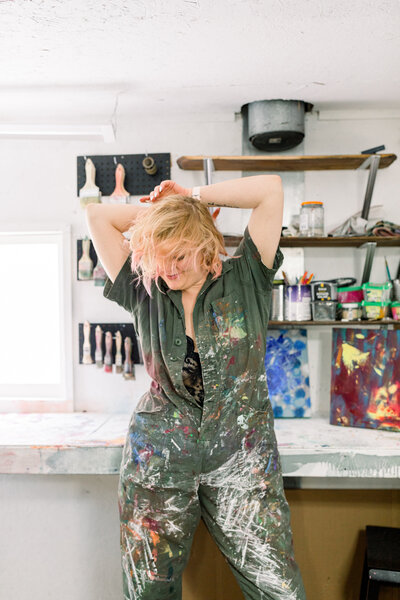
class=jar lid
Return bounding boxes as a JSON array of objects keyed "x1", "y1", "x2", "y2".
[
  {"x1": 361, "y1": 300, "x2": 391, "y2": 306},
  {"x1": 339, "y1": 302, "x2": 361, "y2": 308},
  {"x1": 362, "y1": 282, "x2": 393, "y2": 289},
  {"x1": 301, "y1": 201, "x2": 324, "y2": 206}
]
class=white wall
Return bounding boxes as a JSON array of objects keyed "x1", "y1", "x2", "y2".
[
  {"x1": 2, "y1": 109, "x2": 399, "y2": 415},
  {"x1": 0, "y1": 474, "x2": 122, "y2": 600},
  {"x1": 1, "y1": 109, "x2": 399, "y2": 600}
]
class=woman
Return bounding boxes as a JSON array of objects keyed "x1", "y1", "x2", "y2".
[{"x1": 86, "y1": 175, "x2": 306, "y2": 600}]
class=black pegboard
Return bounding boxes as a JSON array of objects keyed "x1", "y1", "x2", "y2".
[
  {"x1": 77, "y1": 238, "x2": 99, "y2": 280},
  {"x1": 77, "y1": 153, "x2": 171, "y2": 197},
  {"x1": 78, "y1": 323, "x2": 142, "y2": 365}
]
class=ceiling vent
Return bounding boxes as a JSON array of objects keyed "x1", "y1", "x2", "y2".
[{"x1": 241, "y1": 99, "x2": 313, "y2": 152}]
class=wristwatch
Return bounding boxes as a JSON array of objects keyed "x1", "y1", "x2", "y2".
[{"x1": 191, "y1": 186, "x2": 201, "y2": 201}]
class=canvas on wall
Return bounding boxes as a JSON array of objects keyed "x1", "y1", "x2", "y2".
[
  {"x1": 264, "y1": 328, "x2": 311, "y2": 418},
  {"x1": 330, "y1": 328, "x2": 400, "y2": 432}
]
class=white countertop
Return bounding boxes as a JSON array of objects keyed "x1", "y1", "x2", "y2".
[{"x1": 0, "y1": 412, "x2": 399, "y2": 480}]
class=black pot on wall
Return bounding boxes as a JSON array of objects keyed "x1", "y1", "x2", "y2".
[{"x1": 241, "y1": 99, "x2": 314, "y2": 152}]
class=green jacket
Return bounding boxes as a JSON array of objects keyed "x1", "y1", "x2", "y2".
[{"x1": 103, "y1": 225, "x2": 283, "y2": 417}]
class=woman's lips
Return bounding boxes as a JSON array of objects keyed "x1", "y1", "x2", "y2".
[{"x1": 166, "y1": 273, "x2": 180, "y2": 279}]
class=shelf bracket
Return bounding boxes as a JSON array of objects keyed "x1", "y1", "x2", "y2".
[
  {"x1": 359, "y1": 241, "x2": 377, "y2": 284},
  {"x1": 203, "y1": 157, "x2": 215, "y2": 185},
  {"x1": 357, "y1": 154, "x2": 381, "y2": 220},
  {"x1": 203, "y1": 157, "x2": 216, "y2": 216}
]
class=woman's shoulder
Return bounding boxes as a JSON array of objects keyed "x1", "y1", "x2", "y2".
[{"x1": 226, "y1": 226, "x2": 283, "y2": 293}]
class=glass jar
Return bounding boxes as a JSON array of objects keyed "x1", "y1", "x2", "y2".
[{"x1": 299, "y1": 201, "x2": 324, "y2": 237}]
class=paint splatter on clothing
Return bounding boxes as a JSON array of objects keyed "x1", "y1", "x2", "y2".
[
  {"x1": 182, "y1": 335, "x2": 204, "y2": 407},
  {"x1": 103, "y1": 225, "x2": 306, "y2": 600}
]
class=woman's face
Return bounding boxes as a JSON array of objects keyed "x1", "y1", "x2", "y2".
[{"x1": 157, "y1": 250, "x2": 209, "y2": 292}]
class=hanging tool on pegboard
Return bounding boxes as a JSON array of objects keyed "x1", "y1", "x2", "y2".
[{"x1": 77, "y1": 153, "x2": 171, "y2": 197}]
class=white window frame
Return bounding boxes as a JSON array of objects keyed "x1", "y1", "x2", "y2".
[{"x1": 0, "y1": 225, "x2": 73, "y2": 413}]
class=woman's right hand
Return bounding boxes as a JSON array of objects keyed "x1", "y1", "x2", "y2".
[
  {"x1": 139, "y1": 180, "x2": 191, "y2": 203},
  {"x1": 139, "y1": 179, "x2": 221, "y2": 221}
]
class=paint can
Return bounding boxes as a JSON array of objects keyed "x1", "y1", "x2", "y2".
[
  {"x1": 285, "y1": 284, "x2": 312, "y2": 321},
  {"x1": 271, "y1": 283, "x2": 285, "y2": 321},
  {"x1": 311, "y1": 281, "x2": 337, "y2": 302}
]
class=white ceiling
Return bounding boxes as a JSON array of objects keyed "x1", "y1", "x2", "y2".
[{"x1": 0, "y1": 0, "x2": 399, "y2": 123}]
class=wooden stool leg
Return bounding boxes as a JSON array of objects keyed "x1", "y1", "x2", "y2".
[
  {"x1": 360, "y1": 552, "x2": 369, "y2": 600},
  {"x1": 366, "y1": 578, "x2": 380, "y2": 600}
]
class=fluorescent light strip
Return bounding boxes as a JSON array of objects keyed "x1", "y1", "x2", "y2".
[{"x1": 0, "y1": 124, "x2": 115, "y2": 142}]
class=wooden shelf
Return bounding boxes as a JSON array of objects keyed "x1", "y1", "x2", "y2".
[
  {"x1": 177, "y1": 153, "x2": 397, "y2": 171},
  {"x1": 269, "y1": 319, "x2": 400, "y2": 328},
  {"x1": 279, "y1": 236, "x2": 400, "y2": 247},
  {"x1": 223, "y1": 234, "x2": 400, "y2": 248}
]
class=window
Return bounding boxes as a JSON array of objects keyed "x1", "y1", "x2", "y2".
[{"x1": 0, "y1": 228, "x2": 73, "y2": 412}]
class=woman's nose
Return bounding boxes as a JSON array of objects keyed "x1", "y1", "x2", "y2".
[{"x1": 163, "y1": 263, "x2": 179, "y2": 274}]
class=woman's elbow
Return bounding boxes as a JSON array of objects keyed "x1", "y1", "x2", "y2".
[{"x1": 263, "y1": 174, "x2": 283, "y2": 191}]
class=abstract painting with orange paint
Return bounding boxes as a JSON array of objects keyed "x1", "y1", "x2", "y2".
[{"x1": 330, "y1": 328, "x2": 400, "y2": 432}]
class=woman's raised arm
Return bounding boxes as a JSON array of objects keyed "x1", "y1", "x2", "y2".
[
  {"x1": 198, "y1": 175, "x2": 283, "y2": 269},
  {"x1": 85, "y1": 203, "x2": 150, "y2": 283}
]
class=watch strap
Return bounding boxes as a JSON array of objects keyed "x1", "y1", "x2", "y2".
[{"x1": 191, "y1": 186, "x2": 201, "y2": 201}]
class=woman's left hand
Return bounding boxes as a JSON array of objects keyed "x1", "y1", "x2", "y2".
[{"x1": 139, "y1": 180, "x2": 190, "y2": 203}]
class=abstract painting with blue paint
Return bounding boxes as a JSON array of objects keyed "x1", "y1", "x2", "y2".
[{"x1": 264, "y1": 329, "x2": 311, "y2": 418}]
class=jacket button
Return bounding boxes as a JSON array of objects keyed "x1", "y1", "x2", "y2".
[
  {"x1": 175, "y1": 338, "x2": 182, "y2": 346},
  {"x1": 170, "y1": 356, "x2": 177, "y2": 361}
]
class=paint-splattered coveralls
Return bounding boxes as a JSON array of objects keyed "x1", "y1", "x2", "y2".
[{"x1": 103, "y1": 225, "x2": 306, "y2": 600}]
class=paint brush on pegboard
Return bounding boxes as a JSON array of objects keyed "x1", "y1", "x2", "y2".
[
  {"x1": 110, "y1": 164, "x2": 130, "y2": 203},
  {"x1": 123, "y1": 337, "x2": 135, "y2": 379},
  {"x1": 82, "y1": 321, "x2": 93, "y2": 364},
  {"x1": 115, "y1": 331, "x2": 123, "y2": 373},
  {"x1": 79, "y1": 158, "x2": 102, "y2": 207},
  {"x1": 95, "y1": 326, "x2": 103, "y2": 368},
  {"x1": 104, "y1": 331, "x2": 113, "y2": 373}
]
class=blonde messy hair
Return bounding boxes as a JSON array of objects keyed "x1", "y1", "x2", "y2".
[{"x1": 128, "y1": 194, "x2": 232, "y2": 296}]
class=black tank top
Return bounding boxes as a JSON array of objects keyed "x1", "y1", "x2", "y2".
[{"x1": 182, "y1": 335, "x2": 204, "y2": 407}]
